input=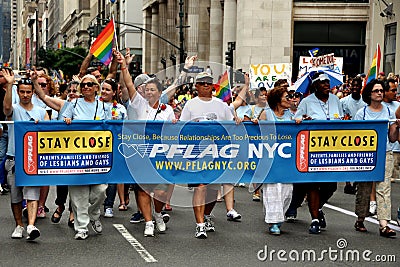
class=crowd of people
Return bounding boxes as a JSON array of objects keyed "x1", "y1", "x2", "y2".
[{"x1": 0, "y1": 49, "x2": 400, "y2": 242}]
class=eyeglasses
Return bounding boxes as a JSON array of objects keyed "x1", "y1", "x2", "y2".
[
  {"x1": 80, "y1": 82, "x2": 95, "y2": 88},
  {"x1": 196, "y1": 82, "x2": 213, "y2": 86},
  {"x1": 371, "y1": 89, "x2": 384, "y2": 94},
  {"x1": 38, "y1": 82, "x2": 47, "y2": 87},
  {"x1": 286, "y1": 92, "x2": 302, "y2": 99}
]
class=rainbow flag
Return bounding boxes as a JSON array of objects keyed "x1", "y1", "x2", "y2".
[
  {"x1": 90, "y1": 19, "x2": 115, "y2": 65},
  {"x1": 214, "y1": 70, "x2": 231, "y2": 102},
  {"x1": 366, "y1": 44, "x2": 381, "y2": 84}
]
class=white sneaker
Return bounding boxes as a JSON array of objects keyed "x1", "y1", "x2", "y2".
[
  {"x1": 369, "y1": 201, "x2": 377, "y2": 215},
  {"x1": 204, "y1": 215, "x2": 215, "y2": 232},
  {"x1": 104, "y1": 208, "x2": 114, "y2": 218},
  {"x1": 26, "y1": 225, "x2": 40, "y2": 241},
  {"x1": 74, "y1": 230, "x2": 88, "y2": 240},
  {"x1": 144, "y1": 222, "x2": 154, "y2": 237},
  {"x1": 195, "y1": 224, "x2": 207, "y2": 239},
  {"x1": 11, "y1": 225, "x2": 24, "y2": 239},
  {"x1": 155, "y1": 215, "x2": 166, "y2": 233},
  {"x1": 91, "y1": 220, "x2": 103, "y2": 234},
  {"x1": 227, "y1": 209, "x2": 242, "y2": 221}
]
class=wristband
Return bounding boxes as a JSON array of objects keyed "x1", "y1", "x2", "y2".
[{"x1": 121, "y1": 67, "x2": 127, "y2": 71}]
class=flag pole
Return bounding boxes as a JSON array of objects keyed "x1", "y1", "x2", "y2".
[{"x1": 110, "y1": 8, "x2": 119, "y2": 51}]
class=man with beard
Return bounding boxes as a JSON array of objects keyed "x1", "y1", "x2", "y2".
[{"x1": 294, "y1": 72, "x2": 343, "y2": 234}]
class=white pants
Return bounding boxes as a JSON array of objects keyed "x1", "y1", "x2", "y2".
[
  {"x1": 263, "y1": 183, "x2": 293, "y2": 224},
  {"x1": 69, "y1": 184, "x2": 107, "y2": 232}
]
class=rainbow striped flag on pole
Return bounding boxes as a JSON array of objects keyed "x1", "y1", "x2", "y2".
[
  {"x1": 90, "y1": 19, "x2": 115, "y2": 65},
  {"x1": 365, "y1": 44, "x2": 381, "y2": 84},
  {"x1": 214, "y1": 70, "x2": 232, "y2": 102}
]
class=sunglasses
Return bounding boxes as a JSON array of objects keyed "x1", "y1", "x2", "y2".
[
  {"x1": 196, "y1": 82, "x2": 213, "y2": 86},
  {"x1": 68, "y1": 89, "x2": 79, "y2": 93},
  {"x1": 38, "y1": 82, "x2": 47, "y2": 87},
  {"x1": 95, "y1": 75, "x2": 102, "y2": 79},
  {"x1": 371, "y1": 89, "x2": 384, "y2": 94},
  {"x1": 18, "y1": 78, "x2": 33, "y2": 85},
  {"x1": 80, "y1": 82, "x2": 95, "y2": 88},
  {"x1": 286, "y1": 92, "x2": 302, "y2": 99},
  {"x1": 390, "y1": 89, "x2": 397, "y2": 93}
]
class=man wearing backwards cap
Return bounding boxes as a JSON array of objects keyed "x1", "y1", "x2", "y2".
[
  {"x1": 294, "y1": 72, "x2": 342, "y2": 235},
  {"x1": 180, "y1": 71, "x2": 242, "y2": 239}
]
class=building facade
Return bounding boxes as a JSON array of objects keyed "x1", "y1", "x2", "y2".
[
  {"x1": 0, "y1": 0, "x2": 12, "y2": 65},
  {"x1": 142, "y1": 0, "x2": 399, "y2": 80}
]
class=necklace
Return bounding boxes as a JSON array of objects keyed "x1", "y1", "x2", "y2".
[
  {"x1": 318, "y1": 98, "x2": 330, "y2": 120},
  {"x1": 111, "y1": 100, "x2": 118, "y2": 117}
]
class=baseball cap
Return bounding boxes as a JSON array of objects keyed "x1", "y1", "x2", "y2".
[
  {"x1": 312, "y1": 73, "x2": 330, "y2": 84},
  {"x1": 195, "y1": 72, "x2": 213, "y2": 83},
  {"x1": 379, "y1": 72, "x2": 385, "y2": 76},
  {"x1": 134, "y1": 74, "x2": 150, "y2": 88}
]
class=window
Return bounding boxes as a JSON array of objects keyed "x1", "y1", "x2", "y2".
[{"x1": 383, "y1": 23, "x2": 396, "y2": 75}]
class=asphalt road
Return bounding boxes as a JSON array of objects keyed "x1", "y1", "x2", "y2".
[{"x1": 0, "y1": 182, "x2": 399, "y2": 267}]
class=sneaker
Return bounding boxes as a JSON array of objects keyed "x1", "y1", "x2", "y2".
[
  {"x1": 397, "y1": 208, "x2": 400, "y2": 226},
  {"x1": 238, "y1": 183, "x2": 245, "y2": 187},
  {"x1": 269, "y1": 224, "x2": 281, "y2": 235},
  {"x1": 252, "y1": 193, "x2": 261, "y2": 202},
  {"x1": 309, "y1": 220, "x2": 321, "y2": 234},
  {"x1": 161, "y1": 211, "x2": 170, "y2": 223},
  {"x1": 74, "y1": 230, "x2": 88, "y2": 240},
  {"x1": 204, "y1": 215, "x2": 215, "y2": 232},
  {"x1": 343, "y1": 184, "x2": 357, "y2": 195},
  {"x1": 195, "y1": 224, "x2": 207, "y2": 239},
  {"x1": 11, "y1": 225, "x2": 24, "y2": 239},
  {"x1": 26, "y1": 225, "x2": 40, "y2": 241},
  {"x1": 37, "y1": 206, "x2": 46, "y2": 218},
  {"x1": 130, "y1": 211, "x2": 145, "y2": 224},
  {"x1": 90, "y1": 220, "x2": 102, "y2": 234},
  {"x1": 227, "y1": 209, "x2": 242, "y2": 221},
  {"x1": 104, "y1": 208, "x2": 114, "y2": 218},
  {"x1": 144, "y1": 222, "x2": 155, "y2": 237},
  {"x1": 155, "y1": 215, "x2": 166, "y2": 233},
  {"x1": 369, "y1": 201, "x2": 377, "y2": 216},
  {"x1": 285, "y1": 215, "x2": 296, "y2": 223},
  {"x1": 318, "y1": 210, "x2": 326, "y2": 229}
]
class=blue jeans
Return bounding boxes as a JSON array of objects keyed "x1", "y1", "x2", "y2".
[{"x1": 104, "y1": 184, "x2": 117, "y2": 210}]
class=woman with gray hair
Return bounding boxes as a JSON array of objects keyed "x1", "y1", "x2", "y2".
[{"x1": 62, "y1": 74, "x2": 111, "y2": 240}]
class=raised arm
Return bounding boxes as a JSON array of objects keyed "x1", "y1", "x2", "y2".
[
  {"x1": 162, "y1": 55, "x2": 197, "y2": 100},
  {"x1": 105, "y1": 53, "x2": 118, "y2": 80},
  {"x1": 77, "y1": 51, "x2": 93, "y2": 78},
  {"x1": 119, "y1": 48, "x2": 135, "y2": 103},
  {"x1": 114, "y1": 49, "x2": 137, "y2": 100},
  {"x1": 31, "y1": 70, "x2": 65, "y2": 111},
  {"x1": 2, "y1": 68, "x2": 15, "y2": 117},
  {"x1": 231, "y1": 73, "x2": 250, "y2": 110}
]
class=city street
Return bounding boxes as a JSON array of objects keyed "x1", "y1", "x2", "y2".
[{"x1": 0, "y1": 182, "x2": 399, "y2": 266}]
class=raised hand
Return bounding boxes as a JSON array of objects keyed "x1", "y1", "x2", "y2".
[
  {"x1": 125, "y1": 48, "x2": 135, "y2": 65},
  {"x1": 184, "y1": 55, "x2": 197, "y2": 69},
  {"x1": 1, "y1": 68, "x2": 14, "y2": 85}
]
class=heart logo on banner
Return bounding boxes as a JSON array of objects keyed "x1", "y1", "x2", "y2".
[{"x1": 118, "y1": 143, "x2": 148, "y2": 158}]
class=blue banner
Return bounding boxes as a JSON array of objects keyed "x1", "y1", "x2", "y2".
[{"x1": 15, "y1": 120, "x2": 388, "y2": 186}]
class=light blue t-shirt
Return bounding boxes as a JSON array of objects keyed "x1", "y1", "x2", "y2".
[
  {"x1": 263, "y1": 107, "x2": 292, "y2": 122},
  {"x1": 104, "y1": 102, "x2": 127, "y2": 120},
  {"x1": 7, "y1": 104, "x2": 46, "y2": 156},
  {"x1": 62, "y1": 98, "x2": 111, "y2": 120},
  {"x1": 383, "y1": 101, "x2": 400, "y2": 152},
  {"x1": 340, "y1": 94, "x2": 366, "y2": 119},
  {"x1": 236, "y1": 105, "x2": 252, "y2": 120},
  {"x1": 294, "y1": 93, "x2": 343, "y2": 120},
  {"x1": 354, "y1": 105, "x2": 395, "y2": 151}
]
